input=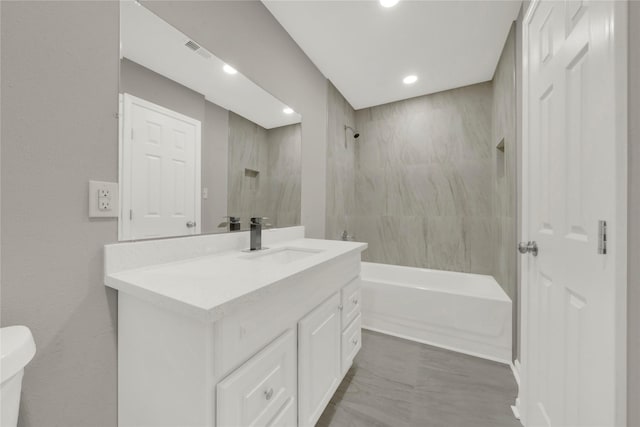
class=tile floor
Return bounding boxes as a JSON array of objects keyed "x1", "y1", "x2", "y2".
[{"x1": 317, "y1": 330, "x2": 521, "y2": 427}]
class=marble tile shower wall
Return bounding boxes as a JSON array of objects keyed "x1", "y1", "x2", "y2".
[
  {"x1": 266, "y1": 123, "x2": 302, "y2": 228},
  {"x1": 326, "y1": 81, "x2": 357, "y2": 240},
  {"x1": 228, "y1": 112, "x2": 270, "y2": 222},
  {"x1": 228, "y1": 112, "x2": 302, "y2": 228},
  {"x1": 492, "y1": 25, "x2": 518, "y2": 357},
  {"x1": 353, "y1": 83, "x2": 494, "y2": 273}
]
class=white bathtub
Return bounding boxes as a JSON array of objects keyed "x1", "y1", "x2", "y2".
[{"x1": 360, "y1": 262, "x2": 512, "y2": 364}]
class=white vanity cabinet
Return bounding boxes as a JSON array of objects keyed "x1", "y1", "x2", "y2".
[{"x1": 107, "y1": 235, "x2": 366, "y2": 427}]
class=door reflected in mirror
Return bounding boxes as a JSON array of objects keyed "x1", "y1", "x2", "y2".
[{"x1": 119, "y1": 0, "x2": 302, "y2": 241}]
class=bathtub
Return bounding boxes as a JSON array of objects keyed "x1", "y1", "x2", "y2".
[{"x1": 360, "y1": 262, "x2": 512, "y2": 364}]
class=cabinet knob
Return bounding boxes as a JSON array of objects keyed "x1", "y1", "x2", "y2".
[
  {"x1": 338, "y1": 304, "x2": 343, "y2": 311},
  {"x1": 264, "y1": 388, "x2": 274, "y2": 401},
  {"x1": 352, "y1": 338, "x2": 358, "y2": 346},
  {"x1": 352, "y1": 298, "x2": 358, "y2": 305}
]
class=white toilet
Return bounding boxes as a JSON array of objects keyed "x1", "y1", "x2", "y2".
[{"x1": 1, "y1": 326, "x2": 36, "y2": 427}]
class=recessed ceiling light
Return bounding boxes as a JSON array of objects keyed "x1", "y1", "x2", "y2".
[
  {"x1": 283, "y1": 107, "x2": 294, "y2": 115},
  {"x1": 223, "y1": 64, "x2": 238, "y2": 75},
  {"x1": 403, "y1": 75, "x2": 418, "y2": 84},
  {"x1": 379, "y1": 0, "x2": 399, "y2": 8}
]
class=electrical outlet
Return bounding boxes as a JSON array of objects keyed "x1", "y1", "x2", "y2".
[
  {"x1": 99, "y1": 198, "x2": 111, "y2": 211},
  {"x1": 89, "y1": 180, "x2": 119, "y2": 218}
]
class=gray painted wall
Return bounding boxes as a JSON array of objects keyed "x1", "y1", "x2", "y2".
[
  {"x1": 120, "y1": 58, "x2": 205, "y2": 123},
  {"x1": 353, "y1": 83, "x2": 494, "y2": 273},
  {"x1": 203, "y1": 101, "x2": 230, "y2": 233},
  {"x1": 491, "y1": 24, "x2": 517, "y2": 360},
  {"x1": 326, "y1": 81, "x2": 356, "y2": 241},
  {"x1": 628, "y1": 2, "x2": 639, "y2": 425},
  {"x1": 143, "y1": 1, "x2": 328, "y2": 238},
  {"x1": 1, "y1": 2, "x2": 119, "y2": 425},
  {"x1": 1, "y1": 2, "x2": 328, "y2": 425}
]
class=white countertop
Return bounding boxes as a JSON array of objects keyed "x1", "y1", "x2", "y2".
[{"x1": 105, "y1": 238, "x2": 367, "y2": 322}]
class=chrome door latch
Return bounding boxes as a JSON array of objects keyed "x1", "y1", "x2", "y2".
[
  {"x1": 518, "y1": 241, "x2": 538, "y2": 257},
  {"x1": 598, "y1": 220, "x2": 607, "y2": 255}
]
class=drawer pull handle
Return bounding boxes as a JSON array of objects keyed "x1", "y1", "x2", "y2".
[
  {"x1": 352, "y1": 338, "x2": 358, "y2": 346},
  {"x1": 264, "y1": 388, "x2": 274, "y2": 401}
]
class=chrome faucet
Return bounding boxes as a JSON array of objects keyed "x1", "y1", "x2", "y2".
[
  {"x1": 227, "y1": 216, "x2": 241, "y2": 232},
  {"x1": 250, "y1": 217, "x2": 268, "y2": 251},
  {"x1": 218, "y1": 216, "x2": 241, "y2": 232}
]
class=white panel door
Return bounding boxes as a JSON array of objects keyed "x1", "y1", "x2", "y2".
[
  {"x1": 121, "y1": 94, "x2": 201, "y2": 240},
  {"x1": 522, "y1": 1, "x2": 626, "y2": 426},
  {"x1": 298, "y1": 293, "x2": 341, "y2": 427}
]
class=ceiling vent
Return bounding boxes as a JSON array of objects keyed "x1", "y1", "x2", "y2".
[
  {"x1": 184, "y1": 40, "x2": 213, "y2": 59},
  {"x1": 184, "y1": 40, "x2": 200, "y2": 51}
]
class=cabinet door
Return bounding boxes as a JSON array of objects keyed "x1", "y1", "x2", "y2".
[
  {"x1": 298, "y1": 292, "x2": 342, "y2": 427},
  {"x1": 217, "y1": 330, "x2": 296, "y2": 427}
]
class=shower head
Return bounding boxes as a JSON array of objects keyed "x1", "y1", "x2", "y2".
[{"x1": 345, "y1": 125, "x2": 360, "y2": 139}]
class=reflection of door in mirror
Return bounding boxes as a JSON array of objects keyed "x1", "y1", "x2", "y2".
[{"x1": 120, "y1": 94, "x2": 201, "y2": 240}]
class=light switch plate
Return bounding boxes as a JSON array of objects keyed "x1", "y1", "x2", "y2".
[{"x1": 89, "y1": 180, "x2": 119, "y2": 218}]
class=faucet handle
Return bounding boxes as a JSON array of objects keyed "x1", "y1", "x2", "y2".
[
  {"x1": 218, "y1": 216, "x2": 242, "y2": 229},
  {"x1": 341, "y1": 230, "x2": 355, "y2": 241}
]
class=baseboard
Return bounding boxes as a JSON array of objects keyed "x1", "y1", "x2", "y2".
[
  {"x1": 511, "y1": 403, "x2": 521, "y2": 420},
  {"x1": 362, "y1": 325, "x2": 511, "y2": 365},
  {"x1": 510, "y1": 360, "x2": 521, "y2": 387},
  {"x1": 511, "y1": 360, "x2": 525, "y2": 425}
]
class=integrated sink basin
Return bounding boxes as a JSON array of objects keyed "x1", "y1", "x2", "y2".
[{"x1": 240, "y1": 247, "x2": 323, "y2": 264}]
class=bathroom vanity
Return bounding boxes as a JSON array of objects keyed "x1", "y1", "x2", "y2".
[{"x1": 104, "y1": 227, "x2": 366, "y2": 427}]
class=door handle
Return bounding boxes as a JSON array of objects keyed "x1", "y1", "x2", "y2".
[
  {"x1": 518, "y1": 241, "x2": 538, "y2": 256},
  {"x1": 186, "y1": 221, "x2": 196, "y2": 228}
]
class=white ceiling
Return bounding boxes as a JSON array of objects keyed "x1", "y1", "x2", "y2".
[
  {"x1": 264, "y1": 0, "x2": 522, "y2": 109},
  {"x1": 121, "y1": 1, "x2": 301, "y2": 129}
]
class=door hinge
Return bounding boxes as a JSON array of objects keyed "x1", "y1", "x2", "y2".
[
  {"x1": 598, "y1": 220, "x2": 607, "y2": 255},
  {"x1": 129, "y1": 209, "x2": 133, "y2": 220},
  {"x1": 131, "y1": 128, "x2": 134, "y2": 139}
]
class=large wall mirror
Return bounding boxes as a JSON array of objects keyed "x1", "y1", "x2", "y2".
[{"x1": 118, "y1": 1, "x2": 302, "y2": 241}]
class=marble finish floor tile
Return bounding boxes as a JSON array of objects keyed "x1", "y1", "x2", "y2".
[{"x1": 317, "y1": 330, "x2": 520, "y2": 427}]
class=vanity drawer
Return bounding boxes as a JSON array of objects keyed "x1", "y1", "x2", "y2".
[
  {"x1": 341, "y1": 313, "x2": 362, "y2": 375},
  {"x1": 341, "y1": 277, "x2": 361, "y2": 329},
  {"x1": 217, "y1": 329, "x2": 297, "y2": 427}
]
